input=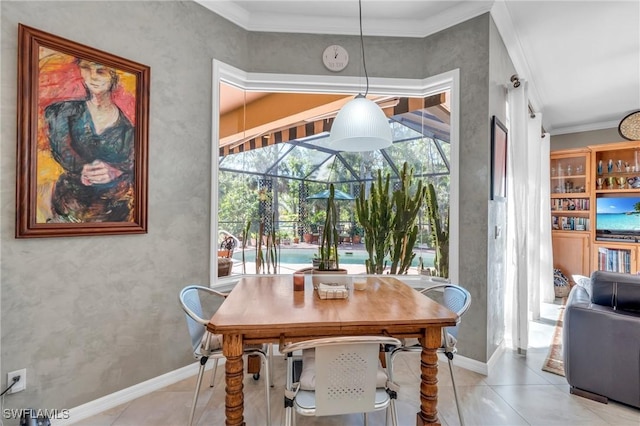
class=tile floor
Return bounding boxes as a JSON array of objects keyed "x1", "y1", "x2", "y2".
[{"x1": 75, "y1": 301, "x2": 640, "y2": 425}]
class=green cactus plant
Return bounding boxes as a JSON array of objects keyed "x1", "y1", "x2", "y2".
[
  {"x1": 389, "y1": 163, "x2": 426, "y2": 275},
  {"x1": 356, "y1": 168, "x2": 393, "y2": 274},
  {"x1": 357, "y1": 162, "x2": 427, "y2": 275},
  {"x1": 317, "y1": 184, "x2": 340, "y2": 270},
  {"x1": 425, "y1": 182, "x2": 449, "y2": 278}
]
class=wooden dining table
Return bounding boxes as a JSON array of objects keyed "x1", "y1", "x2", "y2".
[{"x1": 208, "y1": 274, "x2": 458, "y2": 426}]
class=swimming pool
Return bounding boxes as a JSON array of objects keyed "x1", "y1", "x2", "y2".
[{"x1": 234, "y1": 247, "x2": 434, "y2": 267}]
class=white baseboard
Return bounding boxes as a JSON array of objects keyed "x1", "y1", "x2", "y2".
[
  {"x1": 486, "y1": 342, "x2": 506, "y2": 375},
  {"x1": 56, "y1": 342, "x2": 503, "y2": 425},
  {"x1": 445, "y1": 353, "x2": 487, "y2": 375},
  {"x1": 53, "y1": 361, "x2": 217, "y2": 426},
  {"x1": 444, "y1": 342, "x2": 505, "y2": 376}
]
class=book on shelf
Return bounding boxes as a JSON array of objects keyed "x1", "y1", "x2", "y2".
[
  {"x1": 550, "y1": 198, "x2": 590, "y2": 211},
  {"x1": 597, "y1": 247, "x2": 631, "y2": 274},
  {"x1": 552, "y1": 216, "x2": 590, "y2": 231}
]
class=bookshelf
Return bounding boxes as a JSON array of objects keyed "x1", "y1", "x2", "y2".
[
  {"x1": 550, "y1": 149, "x2": 591, "y2": 280},
  {"x1": 589, "y1": 140, "x2": 640, "y2": 274}
]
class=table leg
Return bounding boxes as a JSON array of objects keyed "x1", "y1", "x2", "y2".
[
  {"x1": 416, "y1": 327, "x2": 442, "y2": 426},
  {"x1": 223, "y1": 334, "x2": 245, "y2": 426}
]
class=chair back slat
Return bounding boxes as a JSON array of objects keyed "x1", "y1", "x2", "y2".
[
  {"x1": 314, "y1": 342, "x2": 379, "y2": 416},
  {"x1": 421, "y1": 284, "x2": 470, "y2": 340},
  {"x1": 182, "y1": 288, "x2": 206, "y2": 353},
  {"x1": 442, "y1": 286, "x2": 464, "y2": 338}
]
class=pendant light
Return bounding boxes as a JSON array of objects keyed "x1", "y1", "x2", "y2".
[{"x1": 328, "y1": 0, "x2": 393, "y2": 152}]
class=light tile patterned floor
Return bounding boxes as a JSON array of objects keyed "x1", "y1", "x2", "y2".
[{"x1": 74, "y1": 301, "x2": 640, "y2": 425}]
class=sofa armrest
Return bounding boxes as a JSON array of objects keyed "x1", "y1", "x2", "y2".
[{"x1": 563, "y1": 285, "x2": 640, "y2": 408}]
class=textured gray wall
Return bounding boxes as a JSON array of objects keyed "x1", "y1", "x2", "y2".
[
  {"x1": 0, "y1": 0, "x2": 246, "y2": 411},
  {"x1": 423, "y1": 15, "x2": 493, "y2": 361},
  {"x1": 1, "y1": 1, "x2": 500, "y2": 412}
]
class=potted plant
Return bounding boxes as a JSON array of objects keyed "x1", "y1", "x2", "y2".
[
  {"x1": 350, "y1": 224, "x2": 363, "y2": 244},
  {"x1": 279, "y1": 230, "x2": 291, "y2": 245},
  {"x1": 303, "y1": 222, "x2": 314, "y2": 243},
  {"x1": 292, "y1": 224, "x2": 300, "y2": 244},
  {"x1": 312, "y1": 184, "x2": 348, "y2": 285}
]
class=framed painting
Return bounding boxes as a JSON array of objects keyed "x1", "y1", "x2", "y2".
[
  {"x1": 16, "y1": 24, "x2": 149, "y2": 238},
  {"x1": 490, "y1": 115, "x2": 508, "y2": 200}
]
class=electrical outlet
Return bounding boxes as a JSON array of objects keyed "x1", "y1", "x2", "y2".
[{"x1": 7, "y1": 369, "x2": 26, "y2": 394}]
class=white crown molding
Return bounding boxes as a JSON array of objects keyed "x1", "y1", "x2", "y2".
[
  {"x1": 196, "y1": 0, "x2": 250, "y2": 27},
  {"x1": 417, "y1": 1, "x2": 494, "y2": 39},
  {"x1": 197, "y1": 1, "x2": 493, "y2": 38},
  {"x1": 490, "y1": 1, "x2": 543, "y2": 114},
  {"x1": 213, "y1": 59, "x2": 455, "y2": 97},
  {"x1": 550, "y1": 120, "x2": 618, "y2": 136}
]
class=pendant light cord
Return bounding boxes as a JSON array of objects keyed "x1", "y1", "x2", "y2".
[{"x1": 358, "y1": 0, "x2": 369, "y2": 97}]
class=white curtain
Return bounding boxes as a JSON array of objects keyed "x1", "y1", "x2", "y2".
[{"x1": 505, "y1": 80, "x2": 554, "y2": 354}]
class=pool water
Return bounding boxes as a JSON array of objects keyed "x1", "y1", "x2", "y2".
[{"x1": 234, "y1": 248, "x2": 434, "y2": 267}]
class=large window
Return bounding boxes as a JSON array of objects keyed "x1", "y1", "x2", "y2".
[{"x1": 212, "y1": 62, "x2": 460, "y2": 280}]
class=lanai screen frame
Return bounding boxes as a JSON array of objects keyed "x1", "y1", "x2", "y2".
[
  {"x1": 210, "y1": 60, "x2": 460, "y2": 283},
  {"x1": 217, "y1": 121, "x2": 452, "y2": 242}
]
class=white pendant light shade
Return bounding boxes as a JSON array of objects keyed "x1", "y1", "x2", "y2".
[{"x1": 328, "y1": 95, "x2": 393, "y2": 152}]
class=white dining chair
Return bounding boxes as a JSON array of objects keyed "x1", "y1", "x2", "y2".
[
  {"x1": 179, "y1": 285, "x2": 272, "y2": 426},
  {"x1": 281, "y1": 336, "x2": 401, "y2": 426},
  {"x1": 387, "y1": 283, "x2": 471, "y2": 426}
]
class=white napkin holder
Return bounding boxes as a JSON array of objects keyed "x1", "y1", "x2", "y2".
[{"x1": 317, "y1": 283, "x2": 349, "y2": 299}]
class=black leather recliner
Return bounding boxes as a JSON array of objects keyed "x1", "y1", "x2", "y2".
[{"x1": 563, "y1": 270, "x2": 640, "y2": 408}]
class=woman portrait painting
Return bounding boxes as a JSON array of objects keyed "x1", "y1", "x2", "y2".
[{"x1": 37, "y1": 48, "x2": 137, "y2": 223}]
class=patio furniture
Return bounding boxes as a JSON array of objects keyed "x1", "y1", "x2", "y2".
[
  {"x1": 218, "y1": 235, "x2": 236, "y2": 258},
  {"x1": 217, "y1": 257, "x2": 233, "y2": 277}
]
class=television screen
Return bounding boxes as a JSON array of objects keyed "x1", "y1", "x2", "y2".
[{"x1": 596, "y1": 196, "x2": 640, "y2": 242}]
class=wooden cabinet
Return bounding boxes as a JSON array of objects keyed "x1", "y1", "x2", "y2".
[
  {"x1": 589, "y1": 140, "x2": 640, "y2": 274},
  {"x1": 550, "y1": 149, "x2": 592, "y2": 279},
  {"x1": 550, "y1": 149, "x2": 590, "y2": 196},
  {"x1": 552, "y1": 233, "x2": 590, "y2": 279},
  {"x1": 551, "y1": 141, "x2": 640, "y2": 278}
]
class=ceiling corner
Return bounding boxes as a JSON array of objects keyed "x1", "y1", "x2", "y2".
[
  {"x1": 491, "y1": 1, "x2": 543, "y2": 115},
  {"x1": 195, "y1": 0, "x2": 251, "y2": 29}
]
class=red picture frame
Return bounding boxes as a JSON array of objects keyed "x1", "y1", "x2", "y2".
[{"x1": 16, "y1": 24, "x2": 150, "y2": 238}]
